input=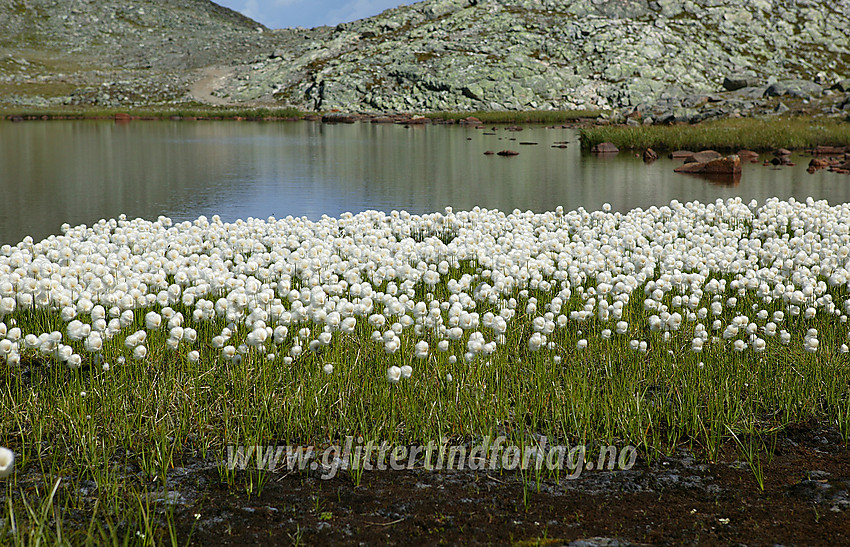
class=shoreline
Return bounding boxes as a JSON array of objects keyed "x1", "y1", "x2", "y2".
[{"x1": 3, "y1": 106, "x2": 850, "y2": 153}]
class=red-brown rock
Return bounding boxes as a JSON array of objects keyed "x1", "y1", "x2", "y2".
[
  {"x1": 322, "y1": 113, "x2": 359, "y2": 123},
  {"x1": 496, "y1": 150, "x2": 519, "y2": 156},
  {"x1": 684, "y1": 150, "x2": 722, "y2": 164},
  {"x1": 674, "y1": 155, "x2": 742, "y2": 175},
  {"x1": 591, "y1": 142, "x2": 619, "y2": 154},
  {"x1": 643, "y1": 148, "x2": 658, "y2": 163},
  {"x1": 812, "y1": 145, "x2": 847, "y2": 155},
  {"x1": 774, "y1": 148, "x2": 792, "y2": 157},
  {"x1": 737, "y1": 150, "x2": 759, "y2": 162},
  {"x1": 808, "y1": 158, "x2": 832, "y2": 173}
]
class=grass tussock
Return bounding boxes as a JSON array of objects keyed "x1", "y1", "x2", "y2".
[{"x1": 580, "y1": 117, "x2": 850, "y2": 152}]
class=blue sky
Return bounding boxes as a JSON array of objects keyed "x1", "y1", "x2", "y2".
[{"x1": 215, "y1": 0, "x2": 410, "y2": 29}]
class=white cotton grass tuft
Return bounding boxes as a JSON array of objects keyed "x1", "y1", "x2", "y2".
[
  {"x1": 3, "y1": 200, "x2": 850, "y2": 409},
  {"x1": 387, "y1": 366, "x2": 401, "y2": 384},
  {"x1": 133, "y1": 345, "x2": 147, "y2": 360},
  {"x1": 0, "y1": 447, "x2": 14, "y2": 479},
  {"x1": 145, "y1": 312, "x2": 162, "y2": 330}
]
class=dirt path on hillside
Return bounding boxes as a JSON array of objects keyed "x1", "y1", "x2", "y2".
[{"x1": 188, "y1": 66, "x2": 235, "y2": 105}]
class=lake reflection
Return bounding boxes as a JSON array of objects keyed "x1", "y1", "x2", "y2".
[{"x1": 1, "y1": 120, "x2": 849, "y2": 244}]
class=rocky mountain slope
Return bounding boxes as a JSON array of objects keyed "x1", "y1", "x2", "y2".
[
  {"x1": 1, "y1": 0, "x2": 849, "y2": 117},
  {"x1": 234, "y1": 0, "x2": 850, "y2": 116},
  {"x1": 0, "y1": 0, "x2": 279, "y2": 106}
]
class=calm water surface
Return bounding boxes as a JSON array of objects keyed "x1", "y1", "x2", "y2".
[{"x1": 2, "y1": 120, "x2": 849, "y2": 244}]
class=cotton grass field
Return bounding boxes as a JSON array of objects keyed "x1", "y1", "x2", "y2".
[{"x1": 2, "y1": 197, "x2": 850, "y2": 543}]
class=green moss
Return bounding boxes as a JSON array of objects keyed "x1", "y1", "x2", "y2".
[{"x1": 414, "y1": 51, "x2": 437, "y2": 63}]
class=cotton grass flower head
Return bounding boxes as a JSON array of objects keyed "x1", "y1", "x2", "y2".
[
  {"x1": 387, "y1": 366, "x2": 401, "y2": 384},
  {"x1": 133, "y1": 345, "x2": 147, "y2": 360},
  {"x1": 0, "y1": 447, "x2": 13, "y2": 479},
  {"x1": 145, "y1": 312, "x2": 162, "y2": 330},
  {"x1": 3, "y1": 200, "x2": 850, "y2": 404},
  {"x1": 415, "y1": 340, "x2": 429, "y2": 359}
]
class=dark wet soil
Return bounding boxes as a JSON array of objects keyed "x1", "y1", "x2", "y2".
[{"x1": 161, "y1": 420, "x2": 850, "y2": 546}]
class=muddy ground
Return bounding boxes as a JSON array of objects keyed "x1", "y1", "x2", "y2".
[{"x1": 156, "y1": 420, "x2": 850, "y2": 546}]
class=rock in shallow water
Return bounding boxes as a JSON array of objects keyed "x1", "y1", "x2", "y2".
[
  {"x1": 591, "y1": 142, "x2": 619, "y2": 154},
  {"x1": 684, "y1": 150, "x2": 722, "y2": 164},
  {"x1": 674, "y1": 155, "x2": 742, "y2": 176}
]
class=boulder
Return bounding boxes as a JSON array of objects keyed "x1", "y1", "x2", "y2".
[
  {"x1": 764, "y1": 80, "x2": 823, "y2": 99},
  {"x1": 643, "y1": 148, "x2": 658, "y2": 163},
  {"x1": 321, "y1": 112, "x2": 359, "y2": 123},
  {"x1": 684, "y1": 150, "x2": 722, "y2": 164},
  {"x1": 674, "y1": 155, "x2": 742, "y2": 175},
  {"x1": 496, "y1": 150, "x2": 519, "y2": 156},
  {"x1": 723, "y1": 75, "x2": 760, "y2": 91},
  {"x1": 832, "y1": 79, "x2": 850, "y2": 93},
  {"x1": 831, "y1": 160, "x2": 850, "y2": 174},
  {"x1": 591, "y1": 142, "x2": 619, "y2": 154},
  {"x1": 811, "y1": 145, "x2": 846, "y2": 155},
  {"x1": 737, "y1": 150, "x2": 759, "y2": 162},
  {"x1": 807, "y1": 157, "x2": 832, "y2": 173},
  {"x1": 774, "y1": 148, "x2": 792, "y2": 157}
]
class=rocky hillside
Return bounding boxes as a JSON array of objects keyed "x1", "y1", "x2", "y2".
[
  {"x1": 0, "y1": 0, "x2": 280, "y2": 106},
  {"x1": 231, "y1": 0, "x2": 850, "y2": 116},
  {"x1": 1, "y1": 0, "x2": 849, "y2": 118}
]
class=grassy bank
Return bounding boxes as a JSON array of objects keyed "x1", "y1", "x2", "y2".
[
  {"x1": 0, "y1": 105, "x2": 306, "y2": 121},
  {"x1": 580, "y1": 116, "x2": 850, "y2": 152},
  {"x1": 0, "y1": 106, "x2": 605, "y2": 124}
]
